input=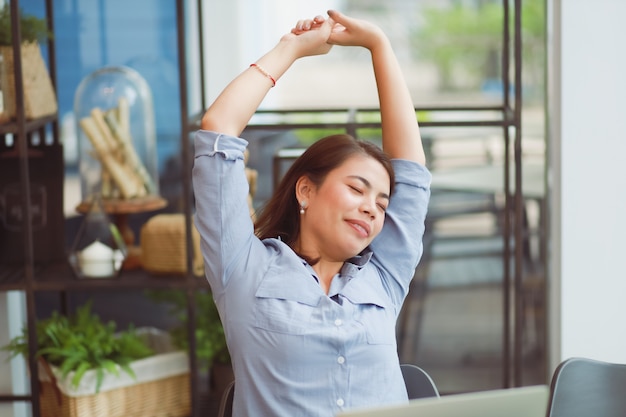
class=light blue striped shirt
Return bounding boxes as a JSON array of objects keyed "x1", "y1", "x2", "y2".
[{"x1": 193, "y1": 130, "x2": 431, "y2": 416}]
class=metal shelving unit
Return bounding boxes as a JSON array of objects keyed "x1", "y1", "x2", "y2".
[{"x1": 0, "y1": 1, "x2": 205, "y2": 416}]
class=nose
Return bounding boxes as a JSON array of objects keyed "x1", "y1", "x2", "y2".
[{"x1": 360, "y1": 196, "x2": 377, "y2": 219}]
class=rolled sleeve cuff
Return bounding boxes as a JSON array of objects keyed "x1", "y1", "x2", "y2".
[
  {"x1": 194, "y1": 130, "x2": 249, "y2": 161},
  {"x1": 391, "y1": 159, "x2": 432, "y2": 189}
]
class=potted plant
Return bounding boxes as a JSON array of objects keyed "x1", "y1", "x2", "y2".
[
  {"x1": 147, "y1": 289, "x2": 233, "y2": 395},
  {"x1": 2, "y1": 302, "x2": 153, "y2": 392},
  {"x1": 0, "y1": 4, "x2": 57, "y2": 121},
  {"x1": 1, "y1": 301, "x2": 191, "y2": 417}
]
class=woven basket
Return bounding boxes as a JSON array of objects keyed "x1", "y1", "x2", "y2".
[
  {"x1": 140, "y1": 213, "x2": 204, "y2": 276},
  {"x1": 40, "y1": 373, "x2": 190, "y2": 417},
  {"x1": 0, "y1": 41, "x2": 58, "y2": 120}
]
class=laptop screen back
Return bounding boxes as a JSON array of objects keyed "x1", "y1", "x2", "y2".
[{"x1": 336, "y1": 385, "x2": 549, "y2": 417}]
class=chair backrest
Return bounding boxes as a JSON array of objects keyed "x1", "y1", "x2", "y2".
[
  {"x1": 216, "y1": 364, "x2": 439, "y2": 416},
  {"x1": 400, "y1": 363, "x2": 440, "y2": 399},
  {"x1": 546, "y1": 357, "x2": 626, "y2": 417},
  {"x1": 217, "y1": 380, "x2": 235, "y2": 417}
]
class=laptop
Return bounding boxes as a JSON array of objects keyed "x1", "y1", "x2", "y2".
[{"x1": 336, "y1": 385, "x2": 549, "y2": 417}]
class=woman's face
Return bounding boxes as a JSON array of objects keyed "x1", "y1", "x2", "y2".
[{"x1": 298, "y1": 154, "x2": 391, "y2": 262}]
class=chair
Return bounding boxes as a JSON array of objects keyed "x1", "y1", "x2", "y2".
[
  {"x1": 216, "y1": 364, "x2": 439, "y2": 416},
  {"x1": 546, "y1": 357, "x2": 626, "y2": 417},
  {"x1": 400, "y1": 363, "x2": 440, "y2": 399},
  {"x1": 217, "y1": 379, "x2": 235, "y2": 417}
]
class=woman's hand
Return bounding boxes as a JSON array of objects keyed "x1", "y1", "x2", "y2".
[
  {"x1": 291, "y1": 15, "x2": 326, "y2": 34},
  {"x1": 280, "y1": 15, "x2": 334, "y2": 59},
  {"x1": 325, "y1": 9, "x2": 386, "y2": 52}
]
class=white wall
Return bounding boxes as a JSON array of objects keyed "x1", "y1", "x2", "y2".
[{"x1": 548, "y1": 0, "x2": 626, "y2": 371}]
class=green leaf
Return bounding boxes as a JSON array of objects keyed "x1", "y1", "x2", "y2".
[
  {"x1": 100, "y1": 359, "x2": 120, "y2": 377},
  {"x1": 95, "y1": 368, "x2": 105, "y2": 393},
  {"x1": 71, "y1": 361, "x2": 91, "y2": 389},
  {"x1": 119, "y1": 363, "x2": 137, "y2": 380},
  {"x1": 59, "y1": 354, "x2": 88, "y2": 379}
]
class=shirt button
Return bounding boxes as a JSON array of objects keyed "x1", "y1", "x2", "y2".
[
  {"x1": 337, "y1": 356, "x2": 345, "y2": 364},
  {"x1": 334, "y1": 319, "x2": 343, "y2": 326},
  {"x1": 337, "y1": 398, "x2": 345, "y2": 407}
]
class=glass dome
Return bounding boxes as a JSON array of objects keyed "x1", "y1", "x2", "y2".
[{"x1": 74, "y1": 66, "x2": 159, "y2": 202}]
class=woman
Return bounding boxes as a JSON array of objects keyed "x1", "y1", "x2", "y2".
[{"x1": 193, "y1": 10, "x2": 431, "y2": 416}]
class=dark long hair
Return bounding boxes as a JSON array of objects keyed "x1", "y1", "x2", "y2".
[{"x1": 254, "y1": 134, "x2": 395, "y2": 248}]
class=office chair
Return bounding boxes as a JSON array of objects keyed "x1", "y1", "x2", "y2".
[
  {"x1": 546, "y1": 357, "x2": 626, "y2": 417},
  {"x1": 217, "y1": 379, "x2": 235, "y2": 417},
  {"x1": 400, "y1": 363, "x2": 440, "y2": 399},
  {"x1": 216, "y1": 364, "x2": 438, "y2": 417}
]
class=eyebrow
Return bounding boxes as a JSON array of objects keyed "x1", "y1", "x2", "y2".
[{"x1": 349, "y1": 175, "x2": 390, "y2": 201}]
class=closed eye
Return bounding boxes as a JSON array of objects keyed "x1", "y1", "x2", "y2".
[{"x1": 349, "y1": 185, "x2": 363, "y2": 194}]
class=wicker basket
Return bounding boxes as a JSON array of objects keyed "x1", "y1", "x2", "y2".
[
  {"x1": 37, "y1": 328, "x2": 191, "y2": 417},
  {"x1": 0, "y1": 41, "x2": 58, "y2": 120},
  {"x1": 39, "y1": 373, "x2": 190, "y2": 417},
  {"x1": 140, "y1": 213, "x2": 204, "y2": 276}
]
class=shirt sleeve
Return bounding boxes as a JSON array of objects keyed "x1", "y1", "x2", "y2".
[
  {"x1": 192, "y1": 130, "x2": 256, "y2": 290},
  {"x1": 369, "y1": 159, "x2": 432, "y2": 305}
]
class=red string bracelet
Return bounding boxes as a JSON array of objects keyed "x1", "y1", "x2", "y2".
[{"x1": 250, "y1": 63, "x2": 276, "y2": 87}]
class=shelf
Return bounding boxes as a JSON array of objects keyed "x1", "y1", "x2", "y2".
[
  {"x1": 0, "y1": 114, "x2": 57, "y2": 135},
  {"x1": 0, "y1": 265, "x2": 26, "y2": 291},
  {"x1": 0, "y1": 261, "x2": 208, "y2": 292},
  {"x1": 0, "y1": 2, "x2": 206, "y2": 416}
]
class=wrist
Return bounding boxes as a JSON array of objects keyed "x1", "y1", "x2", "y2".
[
  {"x1": 254, "y1": 41, "x2": 300, "y2": 83},
  {"x1": 275, "y1": 35, "x2": 310, "y2": 60},
  {"x1": 249, "y1": 63, "x2": 276, "y2": 87},
  {"x1": 366, "y1": 30, "x2": 390, "y2": 54}
]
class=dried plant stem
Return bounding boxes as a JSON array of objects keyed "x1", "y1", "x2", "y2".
[{"x1": 79, "y1": 116, "x2": 145, "y2": 199}]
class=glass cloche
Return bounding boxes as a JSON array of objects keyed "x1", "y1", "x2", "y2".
[{"x1": 74, "y1": 66, "x2": 160, "y2": 203}]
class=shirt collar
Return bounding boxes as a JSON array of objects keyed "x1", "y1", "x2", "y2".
[{"x1": 340, "y1": 248, "x2": 373, "y2": 277}]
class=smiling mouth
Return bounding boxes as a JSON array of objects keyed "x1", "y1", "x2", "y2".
[{"x1": 347, "y1": 220, "x2": 370, "y2": 238}]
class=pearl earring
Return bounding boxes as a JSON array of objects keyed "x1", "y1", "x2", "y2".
[{"x1": 299, "y1": 201, "x2": 307, "y2": 214}]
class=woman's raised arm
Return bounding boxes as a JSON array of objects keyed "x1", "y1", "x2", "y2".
[
  {"x1": 201, "y1": 16, "x2": 334, "y2": 137},
  {"x1": 326, "y1": 10, "x2": 426, "y2": 164}
]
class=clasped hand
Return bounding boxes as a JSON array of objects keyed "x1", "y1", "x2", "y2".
[{"x1": 284, "y1": 9, "x2": 386, "y2": 58}]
